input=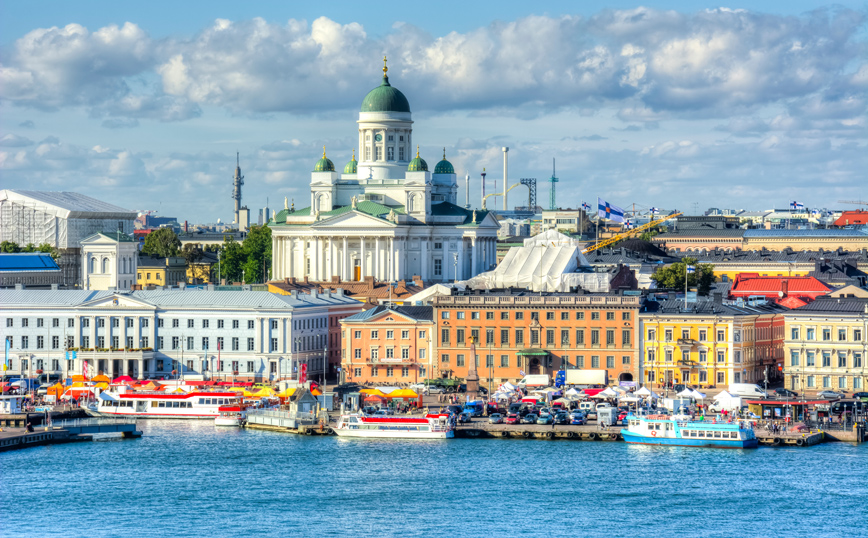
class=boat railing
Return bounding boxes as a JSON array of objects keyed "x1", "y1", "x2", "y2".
[{"x1": 246, "y1": 409, "x2": 314, "y2": 421}]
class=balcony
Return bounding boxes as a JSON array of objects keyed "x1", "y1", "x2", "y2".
[{"x1": 677, "y1": 338, "x2": 699, "y2": 347}]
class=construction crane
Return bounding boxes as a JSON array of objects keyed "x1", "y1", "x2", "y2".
[
  {"x1": 482, "y1": 182, "x2": 525, "y2": 210},
  {"x1": 548, "y1": 158, "x2": 559, "y2": 210},
  {"x1": 838, "y1": 200, "x2": 868, "y2": 206},
  {"x1": 581, "y1": 212, "x2": 682, "y2": 254}
]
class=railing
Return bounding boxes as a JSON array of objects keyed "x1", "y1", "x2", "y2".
[{"x1": 436, "y1": 295, "x2": 640, "y2": 306}]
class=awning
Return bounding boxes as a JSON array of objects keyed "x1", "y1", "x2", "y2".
[
  {"x1": 387, "y1": 389, "x2": 418, "y2": 398},
  {"x1": 517, "y1": 349, "x2": 549, "y2": 356}
]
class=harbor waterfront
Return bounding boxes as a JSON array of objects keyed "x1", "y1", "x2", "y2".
[{"x1": 1, "y1": 420, "x2": 867, "y2": 538}]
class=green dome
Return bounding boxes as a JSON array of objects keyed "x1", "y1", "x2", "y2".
[
  {"x1": 361, "y1": 61, "x2": 411, "y2": 113},
  {"x1": 407, "y1": 146, "x2": 428, "y2": 172},
  {"x1": 434, "y1": 148, "x2": 454, "y2": 174},
  {"x1": 314, "y1": 147, "x2": 335, "y2": 172},
  {"x1": 343, "y1": 150, "x2": 358, "y2": 174}
]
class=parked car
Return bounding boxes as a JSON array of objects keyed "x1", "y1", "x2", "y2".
[
  {"x1": 505, "y1": 413, "x2": 520, "y2": 424},
  {"x1": 852, "y1": 392, "x2": 868, "y2": 401},
  {"x1": 373, "y1": 409, "x2": 393, "y2": 416},
  {"x1": 488, "y1": 413, "x2": 503, "y2": 424},
  {"x1": 447, "y1": 405, "x2": 463, "y2": 416},
  {"x1": 554, "y1": 412, "x2": 569, "y2": 425},
  {"x1": 817, "y1": 390, "x2": 845, "y2": 400},
  {"x1": 617, "y1": 411, "x2": 629, "y2": 422},
  {"x1": 775, "y1": 388, "x2": 798, "y2": 398},
  {"x1": 585, "y1": 410, "x2": 598, "y2": 421},
  {"x1": 458, "y1": 411, "x2": 472, "y2": 423},
  {"x1": 426, "y1": 386, "x2": 445, "y2": 394},
  {"x1": 570, "y1": 414, "x2": 586, "y2": 425},
  {"x1": 521, "y1": 414, "x2": 539, "y2": 424},
  {"x1": 536, "y1": 414, "x2": 553, "y2": 425}
]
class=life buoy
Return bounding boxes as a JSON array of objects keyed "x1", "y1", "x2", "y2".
[
  {"x1": 651, "y1": 431, "x2": 657, "y2": 437},
  {"x1": 523, "y1": 431, "x2": 532, "y2": 438}
]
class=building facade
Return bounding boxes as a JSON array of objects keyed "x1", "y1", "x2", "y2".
[
  {"x1": 433, "y1": 292, "x2": 640, "y2": 386},
  {"x1": 0, "y1": 253, "x2": 63, "y2": 289},
  {"x1": 137, "y1": 256, "x2": 187, "y2": 287},
  {"x1": 0, "y1": 288, "x2": 360, "y2": 383},
  {"x1": 640, "y1": 297, "x2": 786, "y2": 389},
  {"x1": 81, "y1": 232, "x2": 139, "y2": 291},
  {"x1": 339, "y1": 305, "x2": 434, "y2": 385},
  {"x1": 269, "y1": 61, "x2": 499, "y2": 284},
  {"x1": 783, "y1": 297, "x2": 868, "y2": 394}
]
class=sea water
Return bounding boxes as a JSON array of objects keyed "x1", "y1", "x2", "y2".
[{"x1": 1, "y1": 421, "x2": 866, "y2": 538}]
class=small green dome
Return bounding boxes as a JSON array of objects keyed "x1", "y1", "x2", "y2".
[
  {"x1": 314, "y1": 147, "x2": 335, "y2": 172},
  {"x1": 343, "y1": 149, "x2": 358, "y2": 174},
  {"x1": 434, "y1": 148, "x2": 454, "y2": 174},
  {"x1": 360, "y1": 58, "x2": 411, "y2": 113},
  {"x1": 407, "y1": 146, "x2": 428, "y2": 172}
]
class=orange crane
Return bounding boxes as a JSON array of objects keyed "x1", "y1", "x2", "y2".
[{"x1": 582, "y1": 212, "x2": 682, "y2": 254}]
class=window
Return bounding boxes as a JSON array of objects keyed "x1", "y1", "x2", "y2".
[
  {"x1": 516, "y1": 312, "x2": 524, "y2": 320},
  {"x1": 36, "y1": 318, "x2": 44, "y2": 328},
  {"x1": 486, "y1": 312, "x2": 495, "y2": 320},
  {"x1": 487, "y1": 329, "x2": 495, "y2": 345},
  {"x1": 68, "y1": 318, "x2": 75, "y2": 328},
  {"x1": 578, "y1": 356, "x2": 585, "y2": 368},
  {"x1": 591, "y1": 312, "x2": 600, "y2": 321},
  {"x1": 441, "y1": 328, "x2": 450, "y2": 345},
  {"x1": 734, "y1": 350, "x2": 741, "y2": 364},
  {"x1": 232, "y1": 320, "x2": 239, "y2": 329},
  {"x1": 576, "y1": 330, "x2": 584, "y2": 345},
  {"x1": 385, "y1": 348, "x2": 395, "y2": 359},
  {"x1": 576, "y1": 312, "x2": 584, "y2": 320},
  {"x1": 716, "y1": 351, "x2": 725, "y2": 363},
  {"x1": 606, "y1": 312, "x2": 615, "y2": 321},
  {"x1": 530, "y1": 312, "x2": 539, "y2": 320},
  {"x1": 37, "y1": 336, "x2": 44, "y2": 349},
  {"x1": 354, "y1": 368, "x2": 362, "y2": 378},
  {"x1": 232, "y1": 337, "x2": 239, "y2": 351},
  {"x1": 837, "y1": 353, "x2": 846, "y2": 368},
  {"x1": 606, "y1": 356, "x2": 615, "y2": 368},
  {"x1": 664, "y1": 330, "x2": 672, "y2": 342},
  {"x1": 837, "y1": 328, "x2": 847, "y2": 341},
  {"x1": 401, "y1": 348, "x2": 410, "y2": 360},
  {"x1": 501, "y1": 312, "x2": 509, "y2": 320},
  {"x1": 622, "y1": 312, "x2": 630, "y2": 321},
  {"x1": 172, "y1": 319, "x2": 179, "y2": 328},
  {"x1": 561, "y1": 330, "x2": 569, "y2": 346},
  {"x1": 591, "y1": 356, "x2": 600, "y2": 368},
  {"x1": 546, "y1": 329, "x2": 555, "y2": 346},
  {"x1": 515, "y1": 330, "x2": 524, "y2": 345},
  {"x1": 441, "y1": 353, "x2": 450, "y2": 364},
  {"x1": 622, "y1": 355, "x2": 630, "y2": 365},
  {"x1": 854, "y1": 329, "x2": 862, "y2": 341},
  {"x1": 270, "y1": 319, "x2": 277, "y2": 330},
  {"x1": 248, "y1": 320, "x2": 255, "y2": 329},
  {"x1": 371, "y1": 330, "x2": 379, "y2": 340},
  {"x1": 822, "y1": 352, "x2": 831, "y2": 368},
  {"x1": 806, "y1": 351, "x2": 815, "y2": 367},
  {"x1": 648, "y1": 329, "x2": 656, "y2": 341},
  {"x1": 485, "y1": 355, "x2": 493, "y2": 368},
  {"x1": 606, "y1": 330, "x2": 615, "y2": 346},
  {"x1": 717, "y1": 372, "x2": 726, "y2": 384},
  {"x1": 441, "y1": 311, "x2": 450, "y2": 320},
  {"x1": 681, "y1": 329, "x2": 690, "y2": 340},
  {"x1": 456, "y1": 312, "x2": 465, "y2": 320},
  {"x1": 386, "y1": 330, "x2": 394, "y2": 340},
  {"x1": 838, "y1": 376, "x2": 847, "y2": 389},
  {"x1": 401, "y1": 330, "x2": 409, "y2": 340},
  {"x1": 647, "y1": 349, "x2": 655, "y2": 364},
  {"x1": 97, "y1": 318, "x2": 104, "y2": 328},
  {"x1": 591, "y1": 330, "x2": 600, "y2": 346},
  {"x1": 456, "y1": 354, "x2": 465, "y2": 367},
  {"x1": 371, "y1": 348, "x2": 379, "y2": 360},
  {"x1": 172, "y1": 337, "x2": 179, "y2": 350},
  {"x1": 698, "y1": 330, "x2": 707, "y2": 342},
  {"x1": 202, "y1": 337, "x2": 209, "y2": 350},
  {"x1": 419, "y1": 349, "x2": 426, "y2": 360},
  {"x1": 217, "y1": 320, "x2": 224, "y2": 329},
  {"x1": 187, "y1": 337, "x2": 194, "y2": 350},
  {"x1": 806, "y1": 376, "x2": 815, "y2": 387},
  {"x1": 546, "y1": 312, "x2": 555, "y2": 321},
  {"x1": 97, "y1": 336, "x2": 105, "y2": 348},
  {"x1": 456, "y1": 329, "x2": 465, "y2": 344},
  {"x1": 67, "y1": 336, "x2": 75, "y2": 348},
  {"x1": 716, "y1": 330, "x2": 725, "y2": 342},
  {"x1": 531, "y1": 330, "x2": 539, "y2": 345},
  {"x1": 855, "y1": 353, "x2": 863, "y2": 368},
  {"x1": 501, "y1": 329, "x2": 509, "y2": 345},
  {"x1": 790, "y1": 351, "x2": 800, "y2": 367},
  {"x1": 471, "y1": 312, "x2": 480, "y2": 320},
  {"x1": 622, "y1": 330, "x2": 631, "y2": 346},
  {"x1": 500, "y1": 355, "x2": 509, "y2": 367},
  {"x1": 791, "y1": 327, "x2": 800, "y2": 340},
  {"x1": 823, "y1": 376, "x2": 831, "y2": 388},
  {"x1": 806, "y1": 328, "x2": 815, "y2": 340}
]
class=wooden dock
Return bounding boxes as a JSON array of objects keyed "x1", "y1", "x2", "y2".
[{"x1": 0, "y1": 419, "x2": 143, "y2": 452}]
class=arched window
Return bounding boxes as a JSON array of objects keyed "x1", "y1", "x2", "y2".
[
  {"x1": 90, "y1": 257, "x2": 97, "y2": 273},
  {"x1": 102, "y1": 258, "x2": 109, "y2": 274}
]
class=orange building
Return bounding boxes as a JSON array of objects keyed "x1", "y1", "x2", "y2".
[
  {"x1": 433, "y1": 292, "x2": 641, "y2": 387},
  {"x1": 339, "y1": 305, "x2": 434, "y2": 385}
]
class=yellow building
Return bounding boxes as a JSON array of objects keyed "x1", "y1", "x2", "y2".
[
  {"x1": 186, "y1": 251, "x2": 219, "y2": 284},
  {"x1": 137, "y1": 256, "x2": 187, "y2": 287},
  {"x1": 640, "y1": 296, "x2": 785, "y2": 389},
  {"x1": 783, "y1": 297, "x2": 868, "y2": 394}
]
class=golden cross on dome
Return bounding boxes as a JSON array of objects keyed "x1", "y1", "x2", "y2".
[
  {"x1": 383, "y1": 55, "x2": 388, "y2": 75},
  {"x1": 322, "y1": 146, "x2": 327, "y2": 158},
  {"x1": 416, "y1": 145, "x2": 420, "y2": 158},
  {"x1": 351, "y1": 148, "x2": 356, "y2": 161}
]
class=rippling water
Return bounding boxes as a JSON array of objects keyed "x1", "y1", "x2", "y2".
[{"x1": 1, "y1": 421, "x2": 866, "y2": 537}]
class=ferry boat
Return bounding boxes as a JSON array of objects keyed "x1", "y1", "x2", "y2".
[
  {"x1": 96, "y1": 391, "x2": 242, "y2": 419},
  {"x1": 621, "y1": 414, "x2": 758, "y2": 449},
  {"x1": 334, "y1": 413, "x2": 454, "y2": 439},
  {"x1": 214, "y1": 405, "x2": 247, "y2": 427}
]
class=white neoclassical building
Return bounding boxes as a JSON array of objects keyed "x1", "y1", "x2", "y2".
[
  {"x1": 80, "y1": 231, "x2": 139, "y2": 291},
  {"x1": 270, "y1": 60, "x2": 499, "y2": 284}
]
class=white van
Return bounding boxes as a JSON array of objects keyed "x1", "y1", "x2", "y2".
[
  {"x1": 728, "y1": 383, "x2": 768, "y2": 399},
  {"x1": 517, "y1": 374, "x2": 551, "y2": 389}
]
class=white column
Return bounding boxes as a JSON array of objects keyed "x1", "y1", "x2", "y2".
[
  {"x1": 471, "y1": 237, "x2": 477, "y2": 275},
  {"x1": 327, "y1": 237, "x2": 334, "y2": 280},
  {"x1": 360, "y1": 236, "x2": 367, "y2": 279},
  {"x1": 395, "y1": 237, "x2": 402, "y2": 280},
  {"x1": 420, "y1": 239, "x2": 428, "y2": 280},
  {"x1": 457, "y1": 240, "x2": 464, "y2": 280},
  {"x1": 374, "y1": 237, "x2": 380, "y2": 280},
  {"x1": 388, "y1": 237, "x2": 394, "y2": 281},
  {"x1": 287, "y1": 238, "x2": 294, "y2": 279},
  {"x1": 137, "y1": 358, "x2": 144, "y2": 380},
  {"x1": 342, "y1": 237, "x2": 349, "y2": 280}
]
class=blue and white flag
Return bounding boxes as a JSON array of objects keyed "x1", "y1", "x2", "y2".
[
  {"x1": 686, "y1": 265, "x2": 696, "y2": 274},
  {"x1": 581, "y1": 202, "x2": 591, "y2": 211},
  {"x1": 810, "y1": 208, "x2": 821, "y2": 216},
  {"x1": 790, "y1": 201, "x2": 804, "y2": 210},
  {"x1": 649, "y1": 207, "x2": 659, "y2": 215},
  {"x1": 624, "y1": 220, "x2": 633, "y2": 229},
  {"x1": 597, "y1": 198, "x2": 625, "y2": 223}
]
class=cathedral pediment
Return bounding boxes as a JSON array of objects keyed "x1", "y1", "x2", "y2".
[{"x1": 312, "y1": 210, "x2": 397, "y2": 229}]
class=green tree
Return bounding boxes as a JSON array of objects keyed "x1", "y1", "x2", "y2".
[
  {"x1": 0, "y1": 241, "x2": 58, "y2": 259},
  {"x1": 1, "y1": 241, "x2": 20, "y2": 253},
  {"x1": 142, "y1": 228, "x2": 181, "y2": 258},
  {"x1": 217, "y1": 236, "x2": 245, "y2": 283},
  {"x1": 242, "y1": 225, "x2": 272, "y2": 283},
  {"x1": 639, "y1": 227, "x2": 661, "y2": 242},
  {"x1": 650, "y1": 257, "x2": 716, "y2": 295}
]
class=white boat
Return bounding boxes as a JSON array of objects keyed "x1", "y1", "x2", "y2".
[
  {"x1": 334, "y1": 413, "x2": 454, "y2": 439},
  {"x1": 215, "y1": 405, "x2": 247, "y2": 427},
  {"x1": 621, "y1": 414, "x2": 759, "y2": 449},
  {"x1": 96, "y1": 391, "x2": 242, "y2": 419}
]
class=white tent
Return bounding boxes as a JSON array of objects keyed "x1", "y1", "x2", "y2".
[
  {"x1": 523, "y1": 229, "x2": 584, "y2": 248},
  {"x1": 565, "y1": 388, "x2": 583, "y2": 399},
  {"x1": 619, "y1": 396, "x2": 642, "y2": 403},
  {"x1": 714, "y1": 390, "x2": 734, "y2": 401},
  {"x1": 690, "y1": 389, "x2": 707, "y2": 400},
  {"x1": 599, "y1": 387, "x2": 618, "y2": 398},
  {"x1": 500, "y1": 382, "x2": 517, "y2": 392},
  {"x1": 635, "y1": 387, "x2": 659, "y2": 399},
  {"x1": 677, "y1": 388, "x2": 695, "y2": 398},
  {"x1": 612, "y1": 385, "x2": 628, "y2": 394}
]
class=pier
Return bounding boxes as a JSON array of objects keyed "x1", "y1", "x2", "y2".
[
  {"x1": 0, "y1": 418, "x2": 142, "y2": 452},
  {"x1": 243, "y1": 409, "x2": 333, "y2": 436}
]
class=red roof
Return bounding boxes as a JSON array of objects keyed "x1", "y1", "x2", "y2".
[
  {"x1": 834, "y1": 211, "x2": 868, "y2": 226},
  {"x1": 119, "y1": 391, "x2": 240, "y2": 399},
  {"x1": 776, "y1": 296, "x2": 808, "y2": 309},
  {"x1": 730, "y1": 273, "x2": 831, "y2": 301}
]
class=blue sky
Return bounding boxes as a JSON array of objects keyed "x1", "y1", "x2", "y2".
[{"x1": 1, "y1": 1, "x2": 866, "y2": 223}]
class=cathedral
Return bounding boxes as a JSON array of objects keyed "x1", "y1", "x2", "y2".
[{"x1": 269, "y1": 59, "x2": 499, "y2": 283}]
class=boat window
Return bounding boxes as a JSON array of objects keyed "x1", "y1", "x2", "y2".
[
  {"x1": 730, "y1": 432, "x2": 737, "y2": 439},
  {"x1": 198, "y1": 398, "x2": 204, "y2": 404},
  {"x1": 713, "y1": 431, "x2": 721, "y2": 438},
  {"x1": 172, "y1": 401, "x2": 179, "y2": 408}
]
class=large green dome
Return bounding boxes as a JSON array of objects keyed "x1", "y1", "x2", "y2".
[
  {"x1": 314, "y1": 147, "x2": 335, "y2": 172},
  {"x1": 408, "y1": 146, "x2": 428, "y2": 172},
  {"x1": 434, "y1": 148, "x2": 454, "y2": 174},
  {"x1": 343, "y1": 150, "x2": 358, "y2": 174},
  {"x1": 361, "y1": 61, "x2": 411, "y2": 113}
]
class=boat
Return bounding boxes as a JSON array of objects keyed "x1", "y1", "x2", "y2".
[
  {"x1": 214, "y1": 405, "x2": 247, "y2": 427},
  {"x1": 621, "y1": 414, "x2": 758, "y2": 449},
  {"x1": 334, "y1": 413, "x2": 454, "y2": 439},
  {"x1": 96, "y1": 391, "x2": 243, "y2": 419}
]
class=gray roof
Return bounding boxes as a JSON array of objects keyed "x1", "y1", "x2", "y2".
[
  {"x1": 1, "y1": 190, "x2": 134, "y2": 217},
  {"x1": 344, "y1": 305, "x2": 433, "y2": 322},
  {"x1": 789, "y1": 297, "x2": 868, "y2": 313},
  {"x1": 656, "y1": 229, "x2": 745, "y2": 238},
  {"x1": 642, "y1": 297, "x2": 788, "y2": 316},
  {"x1": 0, "y1": 289, "x2": 358, "y2": 310},
  {"x1": 743, "y1": 229, "x2": 868, "y2": 238},
  {"x1": 682, "y1": 249, "x2": 868, "y2": 265}
]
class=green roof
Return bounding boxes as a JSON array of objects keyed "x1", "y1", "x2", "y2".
[
  {"x1": 343, "y1": 152, "x2": 358, "y2": 174},
  {"x1": 314, "y1": 157, "x2": 335, "y2": 172},
  {"x1": 270, "y1": 202, "x2": 405, "y2": 227},
  {"x1": 517, "y1": 349, "x2": 550, "y2": 356},
  {"x1": 360, "y1": 75, "x2": 411, "y2": 113},
  {"x1": 429, "y1": 202, "x2": 490, "y2": 226},
  {"x1": 97, "y1": 231, "x2": 135, "y2": 242}
]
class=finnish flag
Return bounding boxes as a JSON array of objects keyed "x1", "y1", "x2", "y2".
[
  {"x1": 597, "y1": 197, "x2": 625, "y2": 223},
  {"x1": 686, "y1": 265, "x2": 696, "y2": 274}
]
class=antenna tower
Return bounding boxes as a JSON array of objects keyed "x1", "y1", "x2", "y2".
[
  {"x1": 232, "y1": 152, "x2": 244, "y2": 224},
  {"x1": 548, "y1": 158, "x2": 558, "y2": 210}
]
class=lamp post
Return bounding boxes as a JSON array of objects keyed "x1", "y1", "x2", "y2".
[{"x1": 293, "y1": 337, "x2": 302, "y2": 382}]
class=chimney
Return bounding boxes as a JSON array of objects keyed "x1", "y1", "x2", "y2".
[{"x1": 781, "y1": 280, "x2": 788, "y2": 297}]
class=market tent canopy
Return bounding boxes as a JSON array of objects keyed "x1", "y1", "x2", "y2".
[
  {"x1": 387, "y1": 389, "x2": 418, "y2": 398},
  {"x1": 92, "y1": 374, "x2": 110, "y2": 383},
  {"x1": 141, "y1": 381, "x2": 162, "y2": 391},
  {"x1": 677, "y1": 388, "x2": 695, "y2": 398},
  {"x1": 252, "y1": 387, "x2": 276, "y2": 397},
  {"x1": 619, "y1": 396, "x2": 641, "y2": 402},
  {"x1": 565, "y1": 388, "x2": 583, "y2": 398},
  {"x1": 112, "y1": 376, "x2": 135, "y2": 384},
  {"x1": 599, "y1": 387, "x2": 618, "y2": 398},
  {"x1": 277, "y1": 388, "x2": 297, "y2": 397},
  {"x1": 714, "y1": 390, "x2": 735, "y2": 401},
  {"x1": 691, "y1": 389, "x2": 707, "y2": 400},
  {"x1": 635, "y1": 387, "x2": 658, "y2": 398},
  {"x1": 46, "y1": 383, "x2": 65, "y2": 396},
  {"x1": 360, "y1": 389, "x2": 387, "y2": 397},
  {"x1": 364, "y1": 394, "x2": 387, "y2": 403}
]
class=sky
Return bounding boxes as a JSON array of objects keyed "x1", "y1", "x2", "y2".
[{"x1": 1, "y1": 0, "x2": 866, "y2": 223}]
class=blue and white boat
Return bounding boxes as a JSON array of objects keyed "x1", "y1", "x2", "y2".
[{"x1": 621, "y1": 414, "x2": 758, "y2": 449}]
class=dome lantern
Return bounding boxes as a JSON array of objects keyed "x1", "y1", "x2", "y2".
[
  {"x1": 343, "y1": 149, "x2": 358, "y2": 174},
  {"x1": 434, "y1": 147, "x2": 454, "y2": 174},
  {"x1": 408, "y1": 146, "x2": 428, "y2": 172},
  {"x1": 314, "y1": 146, "x2": 335, "y2": 172}
]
